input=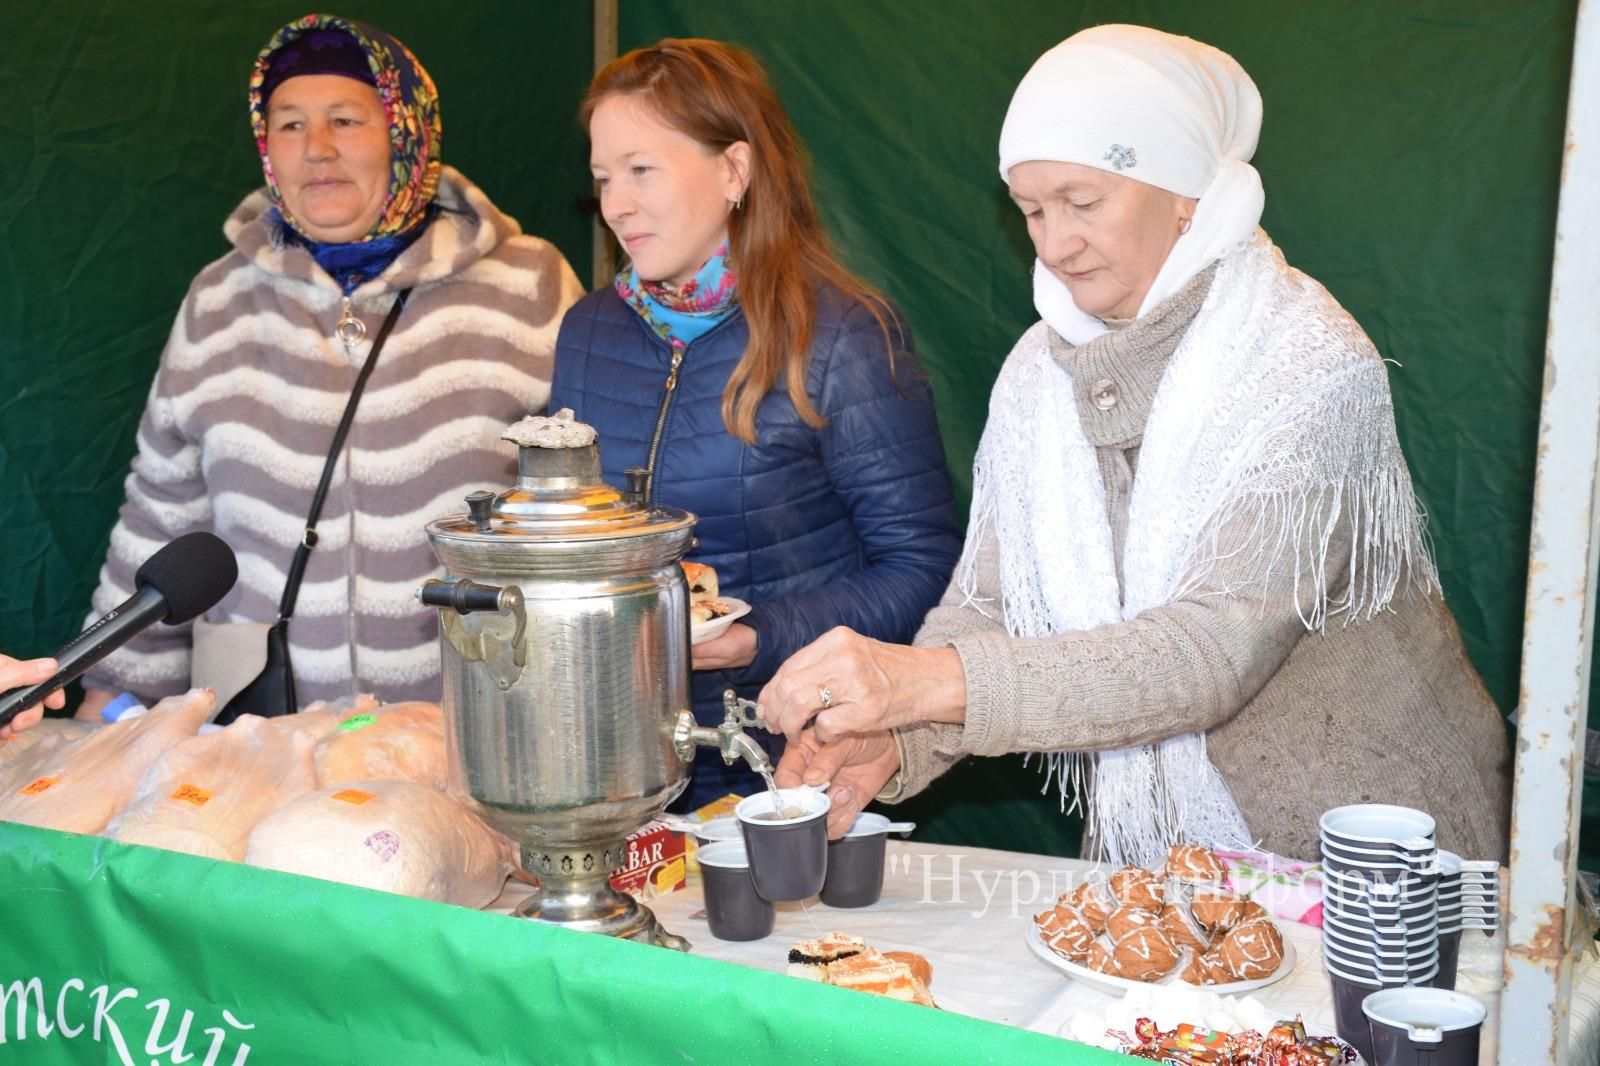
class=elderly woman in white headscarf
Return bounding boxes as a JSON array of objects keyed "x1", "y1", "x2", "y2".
[{"x1": 759, "y1": 25, "x2": 1510, "y2": 865}]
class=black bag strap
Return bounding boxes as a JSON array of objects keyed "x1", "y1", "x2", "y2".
[{"x1": 277, "y1": 289, "x2": 411, "y2": 620}]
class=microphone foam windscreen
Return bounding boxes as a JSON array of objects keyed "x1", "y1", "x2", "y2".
[{"x1": 134, "y1": 532, "x2": 240, "y2": 624}]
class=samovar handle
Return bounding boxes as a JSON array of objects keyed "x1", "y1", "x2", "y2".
[{"x1": 419, "y1": 578, "x2": 527, "y2": 688}]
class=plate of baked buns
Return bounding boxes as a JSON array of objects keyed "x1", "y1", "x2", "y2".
[
  {"x1": 1027, "y1": 843, "x2": 1296, "y2": 996},
  {"x1": 683, "y1": 561, "x2": 752, "y2": 644}
]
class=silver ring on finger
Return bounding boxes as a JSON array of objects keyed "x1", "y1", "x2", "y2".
[{"x1": 818, "y1": 685, "x2": 833, "y2": 709}]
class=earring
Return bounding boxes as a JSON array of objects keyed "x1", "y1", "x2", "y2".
[
  {"x1": 1179, "y1": 217, "x2": 1193, "y2": 235},
  {"x1": 732, "y1": 192, "x2": 744, "y2": 212}
]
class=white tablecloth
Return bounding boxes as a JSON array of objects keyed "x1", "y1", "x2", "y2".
[{"x1": 492, "y1": 841, "x2": 1600, "y2": 1062}]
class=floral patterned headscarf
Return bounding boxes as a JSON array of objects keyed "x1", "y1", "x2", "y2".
[{"x1": 248, "y1": 14, "x2": 442, "y2": 243}]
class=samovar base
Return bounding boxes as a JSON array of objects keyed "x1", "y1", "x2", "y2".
[{"x1": 513, "y1": 878, "x2": 690, "y2": 951}]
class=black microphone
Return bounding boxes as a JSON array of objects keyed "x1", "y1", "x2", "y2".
[{"x1": 0, "y1": 532, "x2": 238, "y2": 729}]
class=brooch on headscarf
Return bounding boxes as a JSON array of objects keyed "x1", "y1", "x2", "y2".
[{"x1": 1103, "y1": 144, "x2": 1138, "y2": 171}]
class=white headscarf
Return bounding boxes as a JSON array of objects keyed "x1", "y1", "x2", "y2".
[{"x1": 998, "y1": 24, "x2": 1265, "y2": 344}]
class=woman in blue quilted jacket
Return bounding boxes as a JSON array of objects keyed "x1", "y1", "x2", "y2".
[{"x1": 549, "y1": 38, "x2": 962, "y2": 808}]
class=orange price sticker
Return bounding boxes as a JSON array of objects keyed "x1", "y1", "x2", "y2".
[
  {"x1": 19, "y1": 776, "x2": 60, "y2": 796},
  {"x1": 332, "y1": 788, "x2": 375, "y2": 805},
  {"x1": 171, "y1": 784, "x2": 213, "y2": 806}
]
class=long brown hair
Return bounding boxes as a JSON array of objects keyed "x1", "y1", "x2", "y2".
[{"x1": 581, "y1": 38, "x2": 899, "y2": 444}]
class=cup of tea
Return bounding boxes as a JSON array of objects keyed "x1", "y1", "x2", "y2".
[
  {"x1": 821, "y1": 812, "x2": 893, "y2": 908},
  {"x1": 735, "y1": 787, "x2": 831, "y2": 901},
  {"x1": 697, "y1": 840, "x2": 776, "y2": 941}
]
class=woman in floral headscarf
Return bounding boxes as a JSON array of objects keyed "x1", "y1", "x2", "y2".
[{"x1": 74, "y1": 15, "x2": 583, "y2": 722}]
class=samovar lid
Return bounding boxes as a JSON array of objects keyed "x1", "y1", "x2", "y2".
[{"x1": 427, "y1": 410, "x2": 694, "y2": 543}]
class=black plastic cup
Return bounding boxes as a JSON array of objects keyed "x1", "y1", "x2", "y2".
[
  {"x1": 821, "y1": 813, "x2": 891, "y2": 908},
  {"x1": 1324, "y1": 879, "x2": 1438, "y2": 911},
  {"x1": 692, "y1": 816, "x2": 743, "y2": 845},
  {"x1": 1323, "y1": 938, "x2": 1439, "y2": 976},
  {"x1": 1363, "y1": 987, "x2": 1487, "y2": 1066},
  {"x1": 1329, "y1": 969, "x2": 1389, "y2": 1063},
  {"x1": 1323, "y1": 904, "x2": 1437, "y2": 935},
  {"x1": 1323, "y1": 856, "x2": 1440, "y2": 884},
  {"x1": 1324, "y1": 868, "x2": 1439, "y2": 901},
  {"x1": 736, "y1": 788, "x2": 830, "y2": 902},
  {"x1": 1431, "y1": 929, "x2": 1462, "y2": 991},
  {"x1": 697, "y1": 840, "x2": 776, "y2": 941},
  {"x1": 1322, "y1": 918, "x2": 1437, "y2": 954}
]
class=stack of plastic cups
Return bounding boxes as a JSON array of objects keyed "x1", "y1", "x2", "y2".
[
  {"x1": 1434, "y1": 851, "x2": 1501, "y2": 991},
  {"x1": 1319, "y1": 805, "x2": 1442, "y2": 1062}
]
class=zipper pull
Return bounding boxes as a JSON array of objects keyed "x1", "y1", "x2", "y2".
[
  {"x1": 665, "y1": 348, "x2": 685, "y2": 390},
  {"x1": 335, "y1": 296, "x2": 368, "y2": 353}
]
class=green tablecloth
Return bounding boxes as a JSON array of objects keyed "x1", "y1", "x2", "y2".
[{"x1": 0, "y1": 822, "x2": 1117, "y2": 1064}]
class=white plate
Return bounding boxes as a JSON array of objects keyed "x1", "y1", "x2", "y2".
[
  {"x1": 1025, "y1": 921, "x2": 1297, "y2": 997},
  {"x1": 690, "y1": 597, "x2": 752, "y2": 645}
]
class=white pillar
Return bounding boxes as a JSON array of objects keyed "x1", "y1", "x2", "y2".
[{"x1": 1501, "y1": 4, "x2": 1600, "y2": 1062}]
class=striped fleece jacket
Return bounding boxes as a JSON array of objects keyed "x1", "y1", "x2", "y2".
[{"x1": 83, "y1": 166, "x2": 583, "y2": 706}]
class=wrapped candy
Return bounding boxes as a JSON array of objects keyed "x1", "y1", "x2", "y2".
[
  {"x1": 1264, "y1": 1018, "x2": 1307, "y2": 1050},
  {"x1": 1116, "y1": 1015, "x2": 1354, "y2": 1066}
]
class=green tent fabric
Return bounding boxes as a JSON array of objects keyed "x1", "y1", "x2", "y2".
[
  {"x1": 0, "y1": 0, "x2": 593, "y2": 659},
  {"x1": 2, "y1": 1, "x2": 1592, "y2": 865}
]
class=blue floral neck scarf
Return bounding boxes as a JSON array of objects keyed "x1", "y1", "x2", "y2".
[
  {"x1": 272, "y1": 204, "x2": 436, "y2": 294},
  {"x1": 615, "y1": 242, "x2": 739, "y2": 352}
]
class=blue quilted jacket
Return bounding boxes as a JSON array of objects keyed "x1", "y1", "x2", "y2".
[{"x1": 549, "y1": 282, "x2": 962, "y2": 808}]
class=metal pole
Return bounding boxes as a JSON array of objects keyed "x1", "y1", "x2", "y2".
[
  {"x1": 1500, "y1": 2, "x2": 1600, "y2": 1062},
  {"x1": 591, "y1": 0, "x2": 619, "y2": 291}
]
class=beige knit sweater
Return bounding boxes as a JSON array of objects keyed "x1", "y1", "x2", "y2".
[
  {"x1": 83, "y1": 168, "x2": 583, "y2": 705},
  {"x1": 885, "y1": 270, "x2": 1512, "y2": 863}
]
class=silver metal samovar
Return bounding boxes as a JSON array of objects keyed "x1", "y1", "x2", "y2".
[{"x1": 419, "y1": 411, "x2": 769, "y2": 949}]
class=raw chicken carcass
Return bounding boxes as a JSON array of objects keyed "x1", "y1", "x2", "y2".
[
  {"x1": 314, "y1": 701, "x2": 447, "y2": 791},
  {"x1": 244, "y1": 779, "x2": 512, "y2": 907},
  {"x1": 291, "y1": 694, "x2": 380, "y2": 741},
  {"x1": 0, "y1": 689, "x2": 214, "y2": 834},
  {"x1": 0, "y1": 717, "x2": 96, "y2": 767},
  {"x1": 106, "y1": 713, "x2": 319, "y2": 861},
  {"x1": 0, "y1": 719, "x2": 96, "y2": 793}
]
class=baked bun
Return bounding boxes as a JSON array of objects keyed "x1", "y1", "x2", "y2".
[
  {"x1": 1218, "y1": 917, "x2": 1284, "y2": 980},
  {"x1": 1157, "y1": 903, "x2": 1210, "y2": 955},
  {"x1": 681, "y1": 561, "x2": 718, "y2": 602},
  {"x1": 1081, "y1": 939, "x2": 1120, "y2": 976},
  {"x1": 1064, "y1": 880, "x2": 1114, "y2": 934},
  {"x1": 828, "y1": 950, "x2": 936, "y2": 1007},
  {"x1": 1178, "y1": 949, "x2": 1215, "y2": 986},
  {"x1": 1111, "y1": 926, "x2": 1181, "y2": 982},
  {"x1": 1190, "y1": 890, "x2": 1254, "y2": 935},
  {"x1": 1202, "y1": 947, "x2": 1234, "y2": 984},
  {"x1": 689, "y1": 599, "x2": 735, "y2": 624},
  {"x1": 1109, "y1": 866, "x2": 1165, "y2": 912},
  {"x1": 1035, "y1": 904, "x2": 1097, "y2": 960},
  {"x1": 786, "y1": 932, "x2": 865, "y2": 981},
  {"x1": 1165, "y1": 843, "x2": 1227, "y2": 885},
  {"x1": 1105, "y1": 904, "x2": 1162, "y2": 942},
  {"x1": 884, "y1": 950, "x2": 933, "y2": 988}
]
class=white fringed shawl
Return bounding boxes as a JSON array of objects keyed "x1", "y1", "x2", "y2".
[{"x1": 960, "y1": 231, "x2": 1437, "y2": 867}]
